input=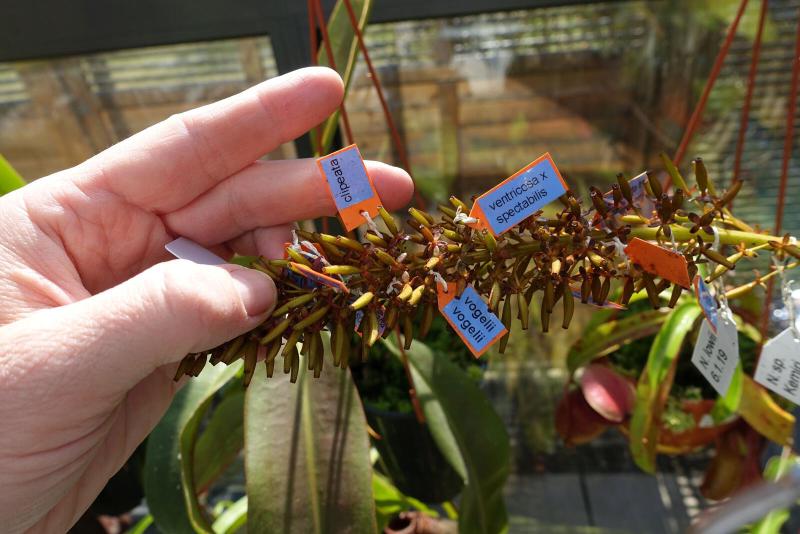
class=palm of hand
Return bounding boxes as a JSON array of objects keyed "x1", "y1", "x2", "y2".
[{"x1": 0, "y1": 68, "x2": 412, "y2": 532}]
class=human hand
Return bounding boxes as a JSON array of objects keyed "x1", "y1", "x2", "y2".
[{"x1": 0, "y1": 67, "x2": 413, "y2": 532}]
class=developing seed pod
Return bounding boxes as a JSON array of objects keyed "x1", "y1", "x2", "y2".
[
  {"x1": 620, "y1": 276, "x2": 635, "y2": 306},
  {"x1": 700, "y1": 247, "x2": 736, "y2": 270},
  {"x1": 647, "y1": 171, "x2": 663, "y2": 198},
  {"x1": 242, "y1": 339, "x2": 259, "y2": 387},
  {"x1": 271, "y1": 293, "x2": 316, "y2": 318},
  {"x1": 580, "y1": 270, "x2": 591, "y2": 303},
  {"x1": 642, "y1": 274, "x2": 659, "y2": 308},
  {"x1": 483, "y1": 230, "x2": 498, "y2": 253},
  {"x1": 783, "y1": 244, "x2": 800, "y2": 261},
  {"x1": 286, "y1": 247, "x2": 313, "y2": 268},
  {"x1": 350, "y1": 292, "x2": 375, "y2": 311},
  {"x1": 598, "y1": 276, "x2": 611, "y2": 304},
  {"x1": 617, "y1": 173, "x2": 633, "y2": 205},
  {"x1": 209, "y1": 346, "x2": 225, "y2": 366},
  {"x1": 442, "y1": 228, "x2": 465, "y2": 242},
  {"x1": 449, "y1": 195, "x2": 470, "y2": 212},
  {"x1": 385, "y1": 306, "x2": 399, "y2": 331},
  {"x1": 290, "y1": 350, "x2": 300, "y2": 383},
  {"x1": 318, "y1": 240, "x2": 345, "y2": 260},
  {"x1": 693, "y1": 158, "x2": 708, "y2": 193},
  {"x1": 425, "y1": 256, "x2": 441, "y2": 270},
  {"x1": 222, "y1": 336, "x2": 246, "y2": 363},
  {"x1": 409, "y1": 285, "x2": 426, "y2": 306},
  {"x1": 173, "y1": 354, "x2": 195, "y2": 381},
  {"x1": 562, "y1": 281, "x2": 574, "y2": 329},
  {"x1": 591, "y1": 273, "x2": 602, "y2": 303},
  {"x1": 671, "y1": 189, "x2": 684, "y2": 212},
  {"x1": 654, "y1": 278, "x2": 671, "y2": 295},
  {"x1": 311, "y1": 331, "x2": 324, "y2": 378},
  {"x1": 517, "y1": 292, "x2": 530, "y2": 330},
  {"x1": 305, "y1": 331, "x2": 317, "y2": 370},
  {"x1": 323, "y1": 264, "x2": 361, "y2": 276},
  {"x1": 366, "y1": 309, "x2": 381, "y2": 347},
  {"x1": 339, "y1": 333, "x2": 351, "y2": 369},
  {"x1": 419, "y1": 226, "x2": 436, "y2": 243},
  {"x1": 668, "y1": 284, "x2": 682, "y2": 308},
  {"x1": 379, "y1": 206, "x2": 400, "y2": 235},
  {"x1": 283, "y1": 345, "x2": 293, "y2": 374},
  {"x1": 397, "y1": 283, "x2": 413, "y2": 301},
  {"x1": 587, "y1": 251, "x2": 607, "y2": 269},
  {"x1": 264, "y1": 340, "x2": 281, "y2": 379},
  {"x1": 658, "y1": 194, "x2": 672, "y2": 222},
  {"x1": 190, "y1": 354, "x2": 207, "y2": 377},
  {"x1": 438, "y1": 204, "x2": 457, "y2": 219},
  {"x1": 540, "y1": 297, "x2": 551, "y2": 333},
  {"x1": 589, "y1": 187, "x2": 608, "y2": 216},
  {"x1": 265, "y1": 354, "x2": 276, "y2": 378},
  {"x1": 282, "y1": 329, "x2": 303, "y2": 359},
  {"x1": 420, "y1": 303, "x2": 435, "y2": 339},
  {"x1": 403, "y1": 314, "x2": 414, "y2": 350},
  {"x1": 293, "y1": 305, "x2": 331, "y2": 331},
  {"x1": 261, "y1": 317, "x2": 290, "y2": 345},
  {"x1": 409, "y1": 207, "x2": 433, "y2": 228},
  {"x1": 499, "y1": 297, "x2": 512, "y2": 354},
  {"x1": 611, "y1": 184, "x2": 623, "y2": 207},
  {"x1": 365, "y1": 232, "x2": 388, "y2": 248},
  {"x1": 544, "y1": 277, "x2": 555, "y2": 313},
  {"x1": 489, "y1": 280, "x2": 502, "y2": 312},
  {"x1": 718, "y1": 179, "x2": 743, "y2": 208}
]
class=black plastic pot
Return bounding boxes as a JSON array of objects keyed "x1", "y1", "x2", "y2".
[{"x1": 365, "y1": 404, "x2": 463, "y2": 503}]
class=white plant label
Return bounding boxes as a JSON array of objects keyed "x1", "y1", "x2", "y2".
[
  {"x1": 691, "y1": 314, "x2": 739, "y2": 396},
  {"x1": 754, "y1": 328, "x2": 800, "y2": 405},
  {"x1": 165, "y1": 237, "x2": 225, "y2": 265}
]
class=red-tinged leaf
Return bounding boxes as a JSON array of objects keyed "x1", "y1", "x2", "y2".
[
  {"x1": 701, "y1": 427, "x2": 748, "y2": 501},
  {"x1": 739, "y1": 375, "x2": 795, "y2": 446},
  {"x1": 555, "y1": 388, "x2": 610, "y2": 446},
  {"x1": 579, "y1": 364, "x2": 635, "y2": 423}
]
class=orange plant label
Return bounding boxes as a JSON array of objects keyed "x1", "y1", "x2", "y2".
[
  {"x1": 317, "y1": 144, "x2": 382, "y2": 231},
  {"x1": 624, "y1": 237, "x2": 691, "y2": 288},
  {"x1": 437, "y1": 282, "x2": 507, "y2": 358},
  {"x1": 467, "y1": 152, "x2": 568, "y2": 236}
]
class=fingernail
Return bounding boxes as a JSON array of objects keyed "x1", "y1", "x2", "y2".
[{"x1": 230, "y1": 267, "x2": 276, "y2": 316}]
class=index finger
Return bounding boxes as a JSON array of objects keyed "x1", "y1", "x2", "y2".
[{"x1": 73, "y1": 67, "x2": 345, "y2": 213}]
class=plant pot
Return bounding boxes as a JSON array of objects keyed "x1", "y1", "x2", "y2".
[{"x1": 365, "y1": 404, "x2": 463, "y2": 504}]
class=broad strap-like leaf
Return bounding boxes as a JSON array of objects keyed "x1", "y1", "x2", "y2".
[
  {"x1": 373, "y1": 472, "x2": 438, "y2": 531},
  {"x1": 384, "y1": 337, "x2": 510, "y2": 534},
  {"x1": 739, "y1": 375, "x2": 795, "y2": 446},
  {"x1": 245, "y1": 336, "x2": 376, "y2": 533},
  {"x1": 194, "y1": 388, "x2": 245, "y2": 492},
  {"x1": 629, "y1": 302, "x2": 701, "y2": 473},
  {"x1": 144, "y1": 362, "x2": 242, "y2": 534},
  {"x1": 0, "y1": 153, "x2": 25, "y2": 194}
]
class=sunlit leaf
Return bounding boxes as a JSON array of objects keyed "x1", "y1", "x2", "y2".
[
  {"x1": 739, "y1": 375, "x2": 795, "y2": 446},
  {"x1": 144, "y1": 362, "x2": 242, "y2": 534},
  {"x1": 245, "y1": 335, "x2": 376, "y2": 533},
  {"x1": 212, "y1": 496, "x2": 247, "y2": 534},
  {"x1": 0, "y1": 154, "x2": 25, "y2": 194},
  {"x1": 384, "y1": 336, "x2": 510, "y2": 534},
  {"x1": 629, "y1": 302, "x2": 701, "y2": 473}
]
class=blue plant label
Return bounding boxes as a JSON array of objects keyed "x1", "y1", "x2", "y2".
[
  {"x1": 317, "y1": 145, "x2": 382, "y2": 230},
  {"x1": 438, "y1": 284, "x2": 507, "y2": 358},
  {"x1": 755, "y1": 328, "x2": 800, "y2": 405},
  {"x1": 691, "y1": 314, "x2": 739, "y2": 396},
  {"x1": 469, "y1": 153, "x2": 568, "y2": 236},
  {"x1": 694, "y1": 275, "x2": 719, "y2": 333}
]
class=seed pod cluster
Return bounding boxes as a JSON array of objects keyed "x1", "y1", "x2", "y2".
[{"x1": 174, "y1": 156, "x2": 795, "y2": 385}]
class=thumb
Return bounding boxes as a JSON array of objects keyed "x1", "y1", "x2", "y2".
[{"x1": 6, "y1": 259, "x2": 275, "y2": 394}]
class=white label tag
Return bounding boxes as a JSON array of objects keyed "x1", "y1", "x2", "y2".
[
  {"x1": 691, "y1": 314, "x2": 739, "y2": 396},
  {"x1": 165, "y1": 237, "x2": 225, "y2": 265},
  {"x1": 754, "y1": 328, "x2": 800, "y2": 405}
]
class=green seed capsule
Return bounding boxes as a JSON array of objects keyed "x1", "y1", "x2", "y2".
[
  {"x1": 375, "y1": 249, "x2": 399, "y2": 267},
  {"x1": 409, "y1": 207, "x2": 433, "y2": 227},
  {"x1": 323, "y1": 264, "x2": 361, "y2": 276},
  {"x1": 242, "y1": 340, "x2": 259, "y2": 387},
  {"x1": 350, "y1": 292, "x2": 374, "y2": 311},
  {"x1": 449, "y1": 195, "x2": 469, "y2": 211},
  {"x1": 693, "y1": 157, "x2": 708, "y2": 193},
  {"x1": 498, "y1": 297, "x2": 512, "y2": 353},
  {"x1": 408, "y1": 285, "x2": 426, "y2": 306},
  {"x1": 221, "y1": 336, "x2": 246, "y2": 363},
  {"x1": 668, "y1": 284, "x2": 682, "y2": 308},
  {"x1": 397, "y1": 283, "x2": 413, "y2": 301},
  {"x1": 292, "y1": 305, "x2": 331, "y2": 331},
  {"x1": 541, "y1": 298, "x2": 551, "y2": 333},
  {"x1": 620, "y1": 276, "x2": 635, "y2": 306},
  {"x1": 483, "y1": 230, "x2": 498, "y2": 253},
  {"x1": 591, "y1": 274, "x2": 602, "y2": 303},
  {"x1": 598, "y1": 276, "x2": 611, "y2": 304},
  {"x1": 378, "y1": 206, "x2": 400, "y2": 235},
  {"x1": 517, "y1": 292, "x2": 530, "y2": 330},
  {"x1": 562, "y1": 282, "x2": 574, "y2": 329},
  {"x1": 271, "y1": 292, "x2": 316, "y2": 318},
  {"x1": 265, "y1": 339, "x2": 281, "y2": 365},
  {"x1": 420, "y1": 303, "x2": 435, "y2": 339},
  {"x1": 261, "y1": 317, "x2": 290, "y2": 344},
  {"x1": 438, "y1": 204, "x2": 457, "y2": 219},
  {"x1": 580, "y1": 273, "x2": 591, "y2": 303},
  {"x1": 617, "y1": 173, "x2": 633, "y2": 205},
  {"x1": 403, "y1": 314, "x2": 414, "y2": 350},
  {"x1": 700, "y1": 247, "x2": 736, "y2": 270},
  {"x1": 265, "y1": 355, "x2": 275, "y2": 378},
  {"x1": 365, "y1": 232, "x2": 388, "y2": 248},
  {"x1": 290, "y1": 350, "x2": 300, "y2": 383},
  {"x1": 647, "y1": 171, "x2": 663, "y2": 198},
  {"x1": 544, "y1": 278, "x2": 555, "y2": 313}
]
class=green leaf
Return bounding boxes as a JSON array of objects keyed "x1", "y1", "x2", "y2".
[
  {"x1": 194, "y1": 389, "x2": 244, "y2": 492},
  {"x1": 373, "y1": 472, "x2": 437, "y2": 531},
  {"x1": 739, "y1": 375, "x2": 795, "y2": 446},
  {"x1": 629, "y1": 302, "x2": 701, "y2": 472},
  {"x1": 144, "y1": 362, "x2": 242, "y2": 534},
  {"x1": 0, "y1": 154, "x2": 25, "y2": 194},
  {"x1": 384, "y1": 336, "x2": 510, "y2": 534},
  {"x1": 244, "y1": 335, "x2": 376, "y2": 533},
  {"x1": 128, "y1": 514, "x2": 153, "y2": 534},
  {"x1": 311, "y1": 0, "x2": 373, "y2": 155},
  {"x1": 212, "y1": 496, "x2": 248, "y2": 534},
  {"x1": 567, "y1": 309, "x2": 668, "y2": 373}
]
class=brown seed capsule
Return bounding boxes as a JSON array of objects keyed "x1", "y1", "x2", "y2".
[
  {"x1": 265, "y1": 355, "x2": 276, "y2": 378},
  {"x1": 420, "y1": 303, "x2": 435, "y2": 339},
  {"x1": 498, "y1": 297, "x2": 512, "y2": 354},
  {"x1": 517, "y1": 292, "x2": 530, "y2": 330},
  {"x1": 693, "y1": 157, "x2": 708, "y2": 193},
  {"x1": 540, "y1": 298, "x2": 551, "y2": 333},
  {"x1": 598, "y1": 276, "x2": 611, "y2": 304},
  {"x1": 190, "y1": 354, "x2": 207, "y2": 377},
  {"x1": 489, "y1": 281, "x2": 502, "y2": 312},
  {"x1": 589, "y1": 187, "x2": 608, "y2": 217},
  {"x1": 647, "y1": 171, "x2": 663, "y2": 198},
  {"x1": 562, "y1": 281, "x2": 574, "y2": 329},
  {"x1": 654, "y1": 278, "x2": 671, "y2": 295},
  {"x1": 260, "y1": 317, "x2": 290, "y2": 345},
  {"x1": 617, "y1": 173, "x2": 633, "y2": 205},
  {"x1": 420, "y1": 226, "x2": 436, "y2": 243},
  {"x1": 222, "y1": 336, "x2": 246, "y2": 363},
  {"x1": 290, "y1": 350, "x2": 300, "y2": 383},
  {"x1": 611, "y1": 184, "x2": 623, "y2": 207},
  {"x1": 620, "y1": 276, "x2": 635, "y2": 306},
  {"x1": 671, "y1": 189, "x2": 684, "y2": 212},
  {"x1": 283, "y1": 344, "x2": 294, "y2": 374},
  {"x1": 385, "y1": 306, "x2": 399, "y2": 331},
  {"x1": 242, "y1": 340, "x2": 259, "y2": 387},
  {"x1": 173, "y1": 354, "x2": 195, "y2": 381},
  {"x1": 668, "y1": 284, "x2": 682, "y2": 308},
  {"x1": 403, "y1": 314, "x2": 414, "y2": 350},
  {"x1": 311, "y1": 331, "x2": 324, "y2": 378},
  {"x1": 271, "y1": 293, "x2": 316, "y2": 318},
  {"x1": 642, "y1": 274, "x2": 659, "y2": 308},
  {"x1": 265, "y1": 339, "x2": 281, "y2": 366},
  {"x1": 591, "y1": 273, "x2": 602, "y2": 303}
]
